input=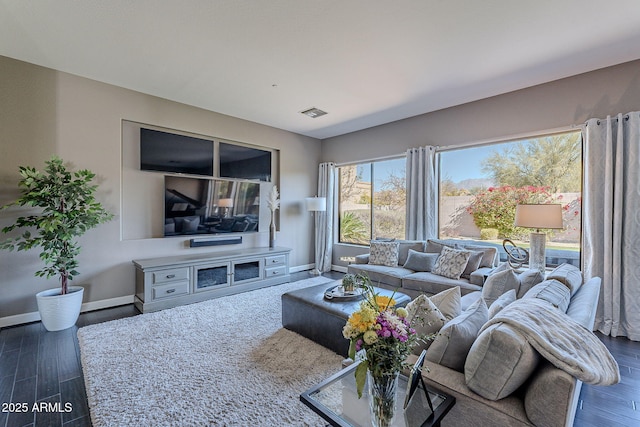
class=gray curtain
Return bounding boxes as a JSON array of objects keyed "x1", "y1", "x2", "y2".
[
  {"x1": 316, "y1": 162, "x2": 335, "y2": 272},
  {"x1": 583, "y1": 112, "x2": 640, "y2": 341},
  {"x1": 405, "y1": 146, "x2": 438, "y2": 240}
]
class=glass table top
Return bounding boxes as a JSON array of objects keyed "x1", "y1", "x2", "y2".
[{"x1": 301, "y1": 361, "x2": 455, "y2": 427}]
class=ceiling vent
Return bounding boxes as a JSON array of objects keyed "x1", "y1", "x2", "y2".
[{"x1": 300, "y1": 107, "x2": 328, "y2": 118}]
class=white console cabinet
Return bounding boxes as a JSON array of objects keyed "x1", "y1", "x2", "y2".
[{"x1": 133, "y1": 246, "x2": 291, "y2": 313}]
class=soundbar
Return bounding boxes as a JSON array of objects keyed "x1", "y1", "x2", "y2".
[{"x1": 189, "y1": 236, "x2": 242, "y2": 247}]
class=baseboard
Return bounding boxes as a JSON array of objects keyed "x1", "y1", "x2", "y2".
[
  {"x1": 290, "y1": 263, "x2": 314, "y2": 273},
  {"x1": 0, "y1": 294, "x2": 135, "y2": 329},
  {"x1": 331, "y1": 264, "x2": 348, "y2": 273}
]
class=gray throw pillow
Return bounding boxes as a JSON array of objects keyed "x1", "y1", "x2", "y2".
[
  {"x1": 522, "y1": 279, "x2": 571, "y2": 313},
  {"x1": 547, "y1": 263, "x2": 583, "y2": 296},
  {"x1": 481, "y1": 268, "x2": 520, "y2": 307},
  {"x1": 397, "y1": 240, "x2": 426, "y2": 266},
  {"x1": 405, "y1": 295, "x2": 447, "y2": 354},
  {"x1": 403, "y1": 249, "x2": 439, "y2": 272},
  {"x1": 368, "y1": 240, "x2": 399, "y2": 266},
  {"x1": 517, "y1": 269, "x2": 545, "y2": 298},
  {"x1": 464, "y1": 245, "x2": 499, "y2": 268},
  {"x1": 432, "y1": 246, "x2": 471, "y2": 280},
  {"x1": 429, "y1": 287, "x2": 462, "y2": 321},
  {"x1": 425, "y1": 239, "x2": 453, "y2": 254},
  {"x1": 426, "y1": 298, "x2": 489, "y2": 372},
  {"x1": 487, "y1": 289, "x2": 516, "y2": 318},
  {"x1": 461, "y1": 250, "x2": 484, "y2": 279}
]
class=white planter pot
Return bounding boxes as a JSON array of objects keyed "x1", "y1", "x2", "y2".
[{"x1": 36, "y1": 286, "x2": 84, "y2": 331}]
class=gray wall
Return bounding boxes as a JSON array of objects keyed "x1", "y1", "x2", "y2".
[
  {"x1": 322, "y1": 59, "x2": 640, "y2": 267},
  {"x1": 0, "y1": 55, "x2": 320, "y2": 323}
]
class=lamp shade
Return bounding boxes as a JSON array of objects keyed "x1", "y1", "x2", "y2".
[
  {"x1": 305, "y1": 196, "x2": 326, "y2": 212},
  {"x1": 514, "y1": 204, "x2": 563, "y2": 230},
  {"x1": 218, "y1": 198, "x2": 234, "y2": 208}
]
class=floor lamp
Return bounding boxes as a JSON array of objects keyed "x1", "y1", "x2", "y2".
[
  {"x1": 306, "y1": 196, "x2": 327, "y2": 276},
  {"x1": 514, "y1": 204, "x2": 563, "y2": 273}
]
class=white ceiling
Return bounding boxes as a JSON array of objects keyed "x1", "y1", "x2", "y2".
[{"x1": 2, "y1": 1, "x2": 640, "y2": 140}]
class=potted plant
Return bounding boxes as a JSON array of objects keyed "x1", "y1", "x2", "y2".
[
  {"x1": 341, "y1": 273, "x2": 357, "y2": 293},
  {"x1": 0, "y1": 156, "x2": 113, "y2": 331}
]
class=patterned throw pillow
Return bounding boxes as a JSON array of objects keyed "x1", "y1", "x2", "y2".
[
  {"x1": 368, "y1": 241, "x2": 400, "y2": 266},
  {"x1": 432, "y1": 246, "x2": 471, "y2": 280}
]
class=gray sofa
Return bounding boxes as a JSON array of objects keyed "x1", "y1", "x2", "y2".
[
  {"x1": 347, "y1": 239, "x2": 498, "y2": 298},
  {"x1": 406, "y1": 273, "x2": 602, "y2": 427}
]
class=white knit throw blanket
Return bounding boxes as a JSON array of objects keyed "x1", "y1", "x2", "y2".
[{"x1": 480, "y1": 298, "x2": 620, "y2": 386}]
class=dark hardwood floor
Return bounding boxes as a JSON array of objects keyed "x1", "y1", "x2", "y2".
[{"x1": 1, "y1": 271, "x2": 637, "y2": 427}]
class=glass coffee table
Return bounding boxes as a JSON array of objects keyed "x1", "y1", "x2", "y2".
[{"x1": 301, "y1": 361, "x2": 455, "y2": 427}]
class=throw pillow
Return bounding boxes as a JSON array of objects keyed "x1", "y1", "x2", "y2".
[
  {"x1": 425, "y1": 239, "x2": 454, "y2": 254},
  {"x1": 429, "y1": 287, "x2": 462, "y2": 321},
  {"x1": 368, "y1": 240, "x2": 400, "y2": 267},
  {"x1": 465, "y1": 322, "x2": 540, "y2": 400},
  {"x1": 432, "y1": 246, "x2": 471, "y2": 280},
  {"x1": 403, "y1": 249, "x2": 439, "y2": 272},
  {"x1": 397, "y1": 240, "x2": 426, "y2": 266},
  {"x1": 405, "y1": 295, "x2": 447, "y2": 354},
  {"x1": 516, "y1": 269, "x2": 545, "y2": 298},
  {"x1": 522, "y1": 279, "x2": 571, "y2": 313},
  {"x1": 461, "y1": 250, "x2": 484, "y2": 279},
  {"x1": 426, "y1": 297, "x2": 489, "y2": 372},
  {"x1": 464, "y1": 245, "x2": 499, "y2": 268},
  {"x1": 487, "y1": 289, "x2": 516, "y2": 318},
  {"x1": 547, "y1": 263, "x2": 583, "y2": 296},
  {"x1": 481, "y1": 268, "x2": 520, "y2": 307}
]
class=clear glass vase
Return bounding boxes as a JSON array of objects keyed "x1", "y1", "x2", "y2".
[{"x1": 367, "y1": 369, "x2": 399, "y2": 427}]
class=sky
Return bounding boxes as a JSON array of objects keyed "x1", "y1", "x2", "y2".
[{"x1": 440, "y1": 145, "x2": 498, "y2": 183}]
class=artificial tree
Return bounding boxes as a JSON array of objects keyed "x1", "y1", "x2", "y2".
[{"x1": 0, "y1": 156, "x2": 113, "y2": 295}]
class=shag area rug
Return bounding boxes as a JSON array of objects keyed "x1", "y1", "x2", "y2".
[{"x1": 78, "y1": 276, "x2": 344, "y2": 426}]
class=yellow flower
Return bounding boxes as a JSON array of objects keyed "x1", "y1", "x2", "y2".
[
  {"x1": 396, "y1": 307, "x2": 408, "y2": 319},
  {"x1": 375, "y1": 295, "x2": 396, "y2": 311}
]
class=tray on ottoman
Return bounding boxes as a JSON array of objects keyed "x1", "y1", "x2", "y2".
[{"x1": 281, "y1": 281, "x2": 410, "y2": 357}]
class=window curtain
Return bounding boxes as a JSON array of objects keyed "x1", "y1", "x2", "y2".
[
  {"x1": 315, "y1": 162, "x2": 335, "y2": 273},
  {"x1": 583, "y1": 112, "x2": 640, "y2": 341},
  {"x1": 405, "y1": 146, "x2": 438, "y2": 240}
]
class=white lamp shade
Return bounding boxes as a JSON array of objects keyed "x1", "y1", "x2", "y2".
[
  {"x1": 514, "y1": 204, "x2": 563, "y2": 230},
  {"x1": 306, "y1": 197, "x2": 326, "y2": 212},
  {"x1": 218, "y1": 198, "x2": 234, "y2": 208}
]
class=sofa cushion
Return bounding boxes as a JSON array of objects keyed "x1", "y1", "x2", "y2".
[
  {"x1": 432, "y1": 246, "x2": 471, "y2": 280},
  {"x1": 460, "y1": 250, "x2": 483, "y2": 280},
  {"x1": 488, "y1": 289, "x2": 516, "y2": 318},
  {"x1": 397, "y1": 240, "x2": 426, "y2": 266},
  {"x1": 481, "y1": 268, "x2": 520, "y2": 307},
  {"x1": 547, "y1": 263, "x2": 583, "y2": 296},
  {"x1": 405, "y1": 295, "x2": 447, "y2": 354},
  {"x1": 426, "y1": 297, "x2": 488, "y2": 372},
  {"x1": 522, "y1": 279, "x2": 571, "y2": 313},
  {"x1": 369, "y1": 240, "x2": 399, "y2": 266},
  {"x1": 347, "y1": 264, "x2": 414, "y2": 288},
  {"x1": 402, "y1": 272, "x2": 482, "y2": 296},
  {"x1": 463, "y1": 245, "x2": 499, "y2": 268},
  {"x1": 465, "y1": 322, "x2": 540, "y2": 400},
  {"x1": 428, "y1": 286, "x2": 462, "y2": 321},
  {"x1": 516, "y1": 269, "x2": 545, "y2": 298},
  {"x1": 403, "y1": 249, "x2": 439, "y2": 272}
]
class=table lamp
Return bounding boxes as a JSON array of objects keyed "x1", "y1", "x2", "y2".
[
  {"x1": 306, "y1": 196, "x2": 327, "y2": 276},
  {"x1": 514, "y1": 204, "x2": 563, "y2": 273}
]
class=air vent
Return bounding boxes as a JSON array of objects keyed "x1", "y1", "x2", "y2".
[{"x1": 300, "y1": 107, "x2": 328, "y2": 118}]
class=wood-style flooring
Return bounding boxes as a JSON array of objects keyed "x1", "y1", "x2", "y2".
[{"x1": 1, "y1": 271, "x2": 637, "y2": 427}]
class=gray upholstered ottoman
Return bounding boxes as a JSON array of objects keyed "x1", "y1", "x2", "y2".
[{"x1": 281, "y1": 281, "x2": 411, "y2": 357}]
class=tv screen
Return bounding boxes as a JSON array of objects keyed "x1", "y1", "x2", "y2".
[
  {"x1": 219, "y1": 142, "x2": 272, "y2": 181},
  {"x1": 141, "y1": 128, "x2": 214, "y2": 176},
  {"x1": 164, "y1": 176, "x2": 260, "y2": 237}
]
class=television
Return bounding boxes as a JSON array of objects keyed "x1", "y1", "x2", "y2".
[
  {"x1": 164, "y1": 175, "x2": 260, "y2": 237},
  {"x1": 219, "y1": 142, "x2": 272, "y2": 181},
  {"x1": 141, "y1": 128, "x2": 214, "y2": 176}
]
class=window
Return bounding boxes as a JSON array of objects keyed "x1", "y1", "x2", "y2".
[
  {"x1": 338, "y1": 158, "x2": 406, "y2": 244},
  {"x1": 438, "y1": 131, "x2": 582, "y2": 267}
]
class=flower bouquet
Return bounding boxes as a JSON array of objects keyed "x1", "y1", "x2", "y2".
[{"x1": 342, "y1": 275, "x2": 417, "y2": 426}]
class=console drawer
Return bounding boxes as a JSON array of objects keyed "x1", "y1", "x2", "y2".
[
  {"x1": 152, "y1": 267, "x2": 189, "y2": 284},
  {"x1": 265, "y1": 255, "x2": 286, "y2": 267},
  {"x1": 265, "y1": 265, "x2": 287, "y2": 278},
  {"x1": 152, "y1": 281, "x2": 190, "y2": 300}
]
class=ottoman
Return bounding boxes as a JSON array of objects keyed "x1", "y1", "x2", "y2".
[{"x1": 281, "y1": 281, "x2": 411, "y2": 357}]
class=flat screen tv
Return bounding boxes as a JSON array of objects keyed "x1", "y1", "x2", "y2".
[
  {"x1": 164, "y1": 175, "x2": 260, "y2": 237},
  {"x1": 141, "y1": 128, "x2": 214, "y2": 176},
  {"x1": 219, "y1": 142, "x2": 272, "y2": 181}
]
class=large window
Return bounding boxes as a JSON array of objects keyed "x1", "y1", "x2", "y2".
[
  {"x1": 338, "y1": 158, "x2": 406, "y2": 244},
  {"x1": 438, "y1": 131, "x2": 582, "y2": 267}
]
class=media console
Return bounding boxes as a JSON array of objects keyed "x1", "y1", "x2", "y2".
[{"x1": 133, "y1": 246, "x2": 291, "y2": 313}]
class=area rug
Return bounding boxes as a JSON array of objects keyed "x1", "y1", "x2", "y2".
[{"x1": 77, "y1": 276, "x2": 344, "y2": 427}]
